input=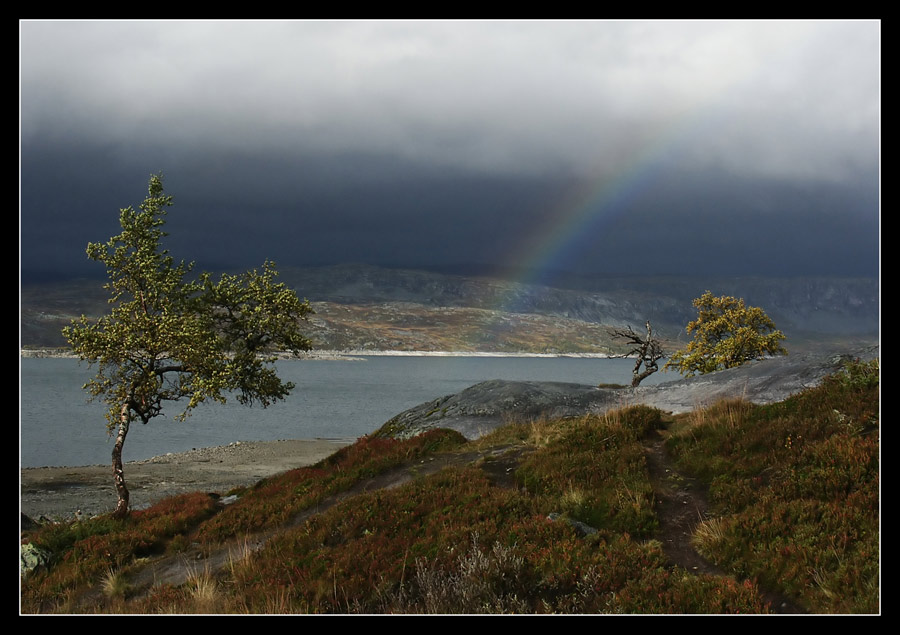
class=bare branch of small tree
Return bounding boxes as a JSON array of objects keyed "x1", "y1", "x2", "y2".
[{"x1": 609, "y1": 320, "x2": 666, "y2": 387}]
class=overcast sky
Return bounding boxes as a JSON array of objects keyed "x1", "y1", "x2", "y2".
[{"x1": 20, "y1": 20, "x2": 880, "y2": 284}]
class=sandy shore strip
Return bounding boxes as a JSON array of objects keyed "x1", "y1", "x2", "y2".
[{"x1": 21, "y1": 438, "x2": 354, "y2": 523}]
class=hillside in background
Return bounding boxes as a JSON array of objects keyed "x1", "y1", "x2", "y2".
[{"x1": 21, "y1": 264, "x2": 879, "y2": 354}]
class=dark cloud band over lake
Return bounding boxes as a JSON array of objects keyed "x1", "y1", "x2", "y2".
[{"x1": 20, "y1": 20, "x2": 880, "y2": 282}]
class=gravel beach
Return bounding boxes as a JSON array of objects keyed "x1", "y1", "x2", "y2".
[{"x1": 20, "y1": 438, "x2": 354, "y2": 522}]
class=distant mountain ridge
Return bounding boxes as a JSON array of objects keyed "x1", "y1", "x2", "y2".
[
  {"x1": 21, "y1": 264, "x2": 878, "y2": 353},
  {"x1": 275, "y1": 263, "x2": 878, "y2": 335}
]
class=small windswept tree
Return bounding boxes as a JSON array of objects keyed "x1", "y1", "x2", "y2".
[
  {"x1": 63, "y1": 174, "x2": 313, "y2": 518},
  {"x1": 664, "y1": 291, "x2": 786, "y2": 377},
  {"x1": 610, "y1": 321, "x2": 666, "y2": 387}
]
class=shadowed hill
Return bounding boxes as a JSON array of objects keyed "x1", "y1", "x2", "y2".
[{"x1": 21, "y1": 264, "x2": 878, "y2": 352}]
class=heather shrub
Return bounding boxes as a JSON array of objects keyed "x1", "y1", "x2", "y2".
[
  {"x1": 195, "y1": 428, "x2": 467, "y2": 543},
  {"x1": 21, "y1": 493, "x2": 219, "y2": 613},
  {"x1": 666, "y1": 359, "x2": 879, "y2": 613},
  {"x1": 227, "y1": 462, "x2": 766, "y2": 614},
  {"x1": 515, "y1": 407, "x2": 662, "y2": 537}
]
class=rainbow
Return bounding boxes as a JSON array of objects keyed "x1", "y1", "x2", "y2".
[
  {"x1": 480, "y1": 23, "x2": 816, "y2": 320},
  {"x1": 491, "y1": 128, "x2": 685, "y2": 314},
  {"x1": 491, "y1": 75, "x2": 748, "y2": 307}
]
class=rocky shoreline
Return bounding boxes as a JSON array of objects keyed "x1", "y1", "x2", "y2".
[{"x1": 20, "y1": 438, "x2": 353, "y2": 522}]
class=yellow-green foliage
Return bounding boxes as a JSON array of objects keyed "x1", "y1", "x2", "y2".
[{"x1": 665, "y1": 291, "x2": 787, "y2": 376}]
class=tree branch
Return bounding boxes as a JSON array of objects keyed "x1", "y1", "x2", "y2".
[{"x1": 609, "y1": 321, "x2": 666, "y2": 387}]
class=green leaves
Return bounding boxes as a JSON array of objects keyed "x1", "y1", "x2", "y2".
[
  {"x1": 664, "y1": 291, "x2": 787, "y2": 377},
  {"x1": 63, "y1": 173, "x2": 314, "y2": 428}
]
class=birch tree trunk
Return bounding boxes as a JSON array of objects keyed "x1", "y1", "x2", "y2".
[{"x1": 111, "y1": 404, "x2": 131, "y2": 519}]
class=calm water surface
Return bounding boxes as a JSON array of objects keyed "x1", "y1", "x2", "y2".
[{"x1": 20, "y1": 356, "x2": 669, "y2": 468}]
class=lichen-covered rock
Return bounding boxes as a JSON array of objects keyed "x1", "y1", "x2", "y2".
[
  {"x1": 548, "y1": 512, "x2": 598, "y2": 537},
  {"x1": 20, "y1": 542, "x2": 52, "y2": 577}
]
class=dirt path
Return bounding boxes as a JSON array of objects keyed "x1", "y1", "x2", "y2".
[
  {"x1": 642, "y1": 429, "x2": 806, "y2": 614},
  {"x1": 123, "y1": 447, "x2": 505, "y2": 597},
  {"x1": 643, "y1": 430, "x2": 722, "y2": 576}
]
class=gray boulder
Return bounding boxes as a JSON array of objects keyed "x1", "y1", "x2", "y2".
[{"x1": 376, "y1": 345, "x2": 878, "y2": 440}]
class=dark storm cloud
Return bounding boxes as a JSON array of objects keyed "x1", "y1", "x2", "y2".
[{"x1": 20, "y1": 20, "x2": 879, "y2": 280}]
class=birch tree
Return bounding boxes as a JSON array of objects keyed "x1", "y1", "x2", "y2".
[
  {"x1": 63, "y1": 174, "x2": 313, "y2": 518},
  {"x1": 664, "y1": 291, "x2": 786, "y2": 377}
]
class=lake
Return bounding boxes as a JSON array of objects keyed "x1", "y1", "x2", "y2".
[{"x1": 20, "y1": 355, "x2": 670, "y2": 468}]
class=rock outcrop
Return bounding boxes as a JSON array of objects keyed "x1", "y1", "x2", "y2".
[{"x1": 376, "y1": 345, "x2": 879, "y2": 440}]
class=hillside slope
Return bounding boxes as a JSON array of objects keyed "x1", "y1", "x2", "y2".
[{"x1": 20, "y1": 355, "x2": 879, "y2": 614}]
